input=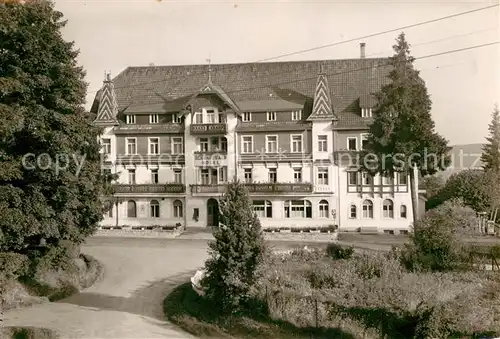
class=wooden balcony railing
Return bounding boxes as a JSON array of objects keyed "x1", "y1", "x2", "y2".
[
  {"x1": 190, "y1": 123, "x2": 227, "y2": 134},
  {"x1": 113, "y1": 184, "x2": 186, "y2": 194},
  {"x1": 190, "y1": 183, "x2": 313, "y2": 194}
]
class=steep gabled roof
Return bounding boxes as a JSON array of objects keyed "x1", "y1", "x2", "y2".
[
  {"x1": 93, "y1": 73, "x2": 119, "y2": 125},
  {"x1": 91, "y1": 58, "x2": 390, "y2": 128},
  {"x1": 308, "y1": 65, "x2": 336, "y2": 121}
]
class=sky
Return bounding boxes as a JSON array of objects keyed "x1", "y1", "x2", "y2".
[{"x1": 54, "y1": 0, "x2": 499, "y2": 146}]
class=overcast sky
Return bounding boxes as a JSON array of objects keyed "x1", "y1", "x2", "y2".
[{"x1": 54, "y1": 0, "x2": 499, "y2": 146}]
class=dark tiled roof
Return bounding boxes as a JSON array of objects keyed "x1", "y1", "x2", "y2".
[{"x1": 91, "y1": 58, "x2": 391, "y2": 129}]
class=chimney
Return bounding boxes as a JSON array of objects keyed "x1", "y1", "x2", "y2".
[{"x1": 360, "y1": 42, "x2": 366, "y2": 59}]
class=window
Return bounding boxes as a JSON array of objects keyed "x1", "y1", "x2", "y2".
[
  {"x1": 318, "y1": 135, "x2": 327, "y2": 152},
  {"x1": 361, "y1": 134, "x2": 369, "y2": 150},
  {"x1": 126, "y1": 138, "x2": 137, "y2": 155},
  {"x1": 127, "y1": 200, "x2": 136, "y2": 218},
  {"x1": 347, "y1": 137, "x2": 357, "y2": 151},
  {"x1": 128, "y1": 169, "x2": 136, "y2": 184},
  {"x1": 348, "y1": 172, "x2": 358, "y2": 185},
  {"x1": 172, "y1": 137, "x2": 183, "y2": 154},
  {"x1": 173, "y1": 200, "x2": 183, "y2": 218},
  {"x1": 174, "y1": 169, "x2": 182, "y2": 183},
  {"x1": 362, "y1": 172, "x2": 373, "y2": 185},
  {"x1": 400, "y1": 205, "x2": 407, "y2": 218},
  {"x1": 266, "y1": 135, "x2": 278, "y2": 153},
  {"x1": 205, "y1": 108, "x2": 217, "y2": 123},
  {"x1": 291, "y1": 135, "x2": 303, "y2": 153},
  {"x1": 103, "y1": 168, "x2": 112, "y2": 183},
  {"x1": 199, "y1": 138, "x2": 209, "y2": 152},
  {"x1": 150, "y1": 114, "x2": 159, "y2": 124},
  {"x1": 317, "y1": 168, "x2": 329, "y2": 185},
  {"x1": 382, "y1": 174, "x2": 394, "y2": 185},
  {"x1": 362, "y1": 200, "x2": 373, "y2": 218},
  {"x1": 292, "y1": 110, "x2": 301, "y2": 121},
  {"x1": 149, "y1": 138, "x2": 159, "y2": 155},
  {"x1": 267, "y1": 111, "x2": 276, "y2": 121},
  {"x1": 126, "y1": 114, "x2": 136, "y2": 124},
  {"x1": 268, "y1": 168, "x2": 277, "y2": 183},
  {"x1": 194, "y1": 112, "x2": 203, "y2": 124},
  {"x1": 361, "y1": 108, "x2": 372, "y2": 118},
  {"x1": 241, "y1": 136, "x2": 253, "y2": 153},
  {"x1": 319, "y1": 200, "x2": 329, "y2": 218},
  {"x1": 284, "y1": 200, "x2": 312, "y2": 218},
  {"x1": 172, "y1": 113, "x2": 182, "y2": 123},
  {"x1": 244, "y1": 168, "x2": 252, "y2": 183},
  {"x1": 253, "y1": 200, "x2": 272, "y2": 218},
  {"x1": 102, "y1": 139, "x2": 111, "y2": 154},
  {"x1": 398, "y1": 173, "x2": 408, "y2": 185},
  {"x1": 200, "y1": 169, "x2": 209, "y2": 184},
  {"x1": 151, "y1": 169, "x2": 158, "y2": 184},
  {"x1": 349, "y1": 205, "x2": 357, "y2": 219},
  {"x1": 242, "y1": 112, "x2": 251, "y2": 122},
  {"x1": 150, "y1": 200, "x2": 160, "y2": 218},
  {"x1": 293, "y1": 168, "x2": 302, "y2": 183},
  {"x1": 383, "y1": 199, "x2": 394, "y2": 218}
]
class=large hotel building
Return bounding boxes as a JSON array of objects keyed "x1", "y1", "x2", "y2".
[{"x1": 91, "y1": 44, "x2": 418, "y2": 233}]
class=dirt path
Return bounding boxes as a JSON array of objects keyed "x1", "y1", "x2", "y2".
[{"x1": 4, "y1": 242, "x2": 208, "y2": 338}]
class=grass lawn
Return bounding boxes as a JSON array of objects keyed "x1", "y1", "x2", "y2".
[{"x1": 163, "y1": 282, "x2": 354, "y2": 339}]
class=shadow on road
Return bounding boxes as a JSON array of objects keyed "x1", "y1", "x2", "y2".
[{"x1": 58, "y1": 270, "x2": 197, "y2": 321}]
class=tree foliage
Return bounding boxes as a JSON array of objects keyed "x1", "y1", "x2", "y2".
[
  {"x1": 201, "y1": 181, "x2": 266, "y2": 314},
  {"x1": 481, "y1": 104, "x2": 500, "y2": 173},
  {"x1": 361, "y1": 32, "x2": 450, "y2": 221},
  {"x1": 437, "y1": 169, "x2": 492, "y2": 213},
  {"x1": 0, "y1": 0, "x2": 112, "y2": 252},
  {"x1": 402, "y1": 199, "x2": 479, "y2": 272}
]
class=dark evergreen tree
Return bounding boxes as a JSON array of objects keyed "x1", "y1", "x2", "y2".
[
  {"x1": 0, "y1": 0, "x2": 113, "y2": 251},
  {"x1": 481, "y1": 104, "x2": 500, "y2": 173},
  {"x1": 361, "y1": 32, "x2": 450, "y2": 222},
  {"x1": 201, "y1": 181, "x2": 266, "y2": 314}
]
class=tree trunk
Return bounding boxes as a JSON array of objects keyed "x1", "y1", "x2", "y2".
[{"x1": 409, "y1": 168, "x2": 419, "y2": 223}]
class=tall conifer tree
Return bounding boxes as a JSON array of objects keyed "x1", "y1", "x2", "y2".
[{"x1": 481, "y1": 104, "x2": 500, "y2": 173}]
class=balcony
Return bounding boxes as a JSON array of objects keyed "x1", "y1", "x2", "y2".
[
  {"x1": 190, "y1": 123, "x2": 227, "y2": 135},
  {"x1": 190, "y1": 183, "x2": 313, "y2": 194},
  {"x1": 113, "y1": 184, "x2": 186, "y2": 194},
  {"x1": 245, "y1": 183, "x2": 313, "y2": 193}
]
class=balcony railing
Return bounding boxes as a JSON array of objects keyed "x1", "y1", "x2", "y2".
[
  {"x1": 190, "y1": 183, "x2": 313, "y2": 194},
  {"x1": 113, "y1": 184, "x2": 185, "y2": 194},
  {"x1": 190, "y1": 123, "x2": 227, "y2": 134}
]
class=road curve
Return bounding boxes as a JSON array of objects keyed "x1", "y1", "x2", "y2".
[{"x1": 4, "y1": 238, "x2": 210, "y2": 338}]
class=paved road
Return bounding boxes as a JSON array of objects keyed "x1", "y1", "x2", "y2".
[{"x1": 4, "y1": 238, "x2": 210, "y2": 338}]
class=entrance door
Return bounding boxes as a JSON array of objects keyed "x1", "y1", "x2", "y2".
[{"x1": 207, "y1": 198, "x2": 219, "y2": 227}]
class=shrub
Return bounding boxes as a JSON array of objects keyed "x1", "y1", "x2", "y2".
[
  {"x1": 0, "y1": 253, "x2": 29, "y2": 281},
  {"x1": 326, "y1": 243, "x2": 354, "y2": 260},
  {"x1": 402, "y1": 199, "x2": 479, "y2": 272},
  {"x1": 202, "y1": 181, "x2": 267, "y2": 314}
]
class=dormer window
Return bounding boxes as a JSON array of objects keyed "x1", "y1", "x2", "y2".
[
  {"x1": 267, "y1": 111, "x2": 276, "y2": 121},
  {"x1": 291, "y1": 110, "x2": 302, "y2": 121},
  {"x1": 172, "y1": 113, "x2": 182, "y2": 124},
  {"x1": 242, "y1": 112, "x2": 251, "y2": 122},
  {"x1": 194, "y1": 107, "x2": 223, "y2": 124},
  {"x1": 361, "y1": 108, "x2": 372, "y2": 118},
  {"x1": 126, "y1": 114, "x2": 136, "y2": 124},
  {"x1": 150, "y1": 114, "x2": 159, "y2": 124}
]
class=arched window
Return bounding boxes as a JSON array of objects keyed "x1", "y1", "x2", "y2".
[
  {"x1": 349, "y1": 205, "x2": 357, "y2": 219},
  {"x1": 319, "y1": 200, "x2": 329, "y2": 218},
  {"x1": 150, "y1": 200, "x2": 160, "y2": 218},
  {"x1": 253, "y1": 200, "x2": 272, "y2": 218},
  {"x1": 127, "y1": 200, "x2": 137, "y2": 218},
  {"x1": 173, "y1": 200, "x2": 183, "y2": 218},
  {"x1": 382, "y1": 199, "x2": 394, "y2": 218},
  {"x1": 362, "y1": 200, "x2": 373, "y2": 219},
  {"x1": 284, "y1": 200, "x2": 312, "y2": 218},
  {"x1": 400, "y1": 205, "x2": 407, "y2": 218}
]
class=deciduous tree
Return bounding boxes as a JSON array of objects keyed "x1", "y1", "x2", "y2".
[
  {"x1": 202, "y1": 181, "x2": 266, "y2": 314},
  {"x1": 0, "y1": 0, "x2": 113, "y2": 252},
  {"x1": 361, "y1": 32, "x2": 450, "y2": 222}
]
